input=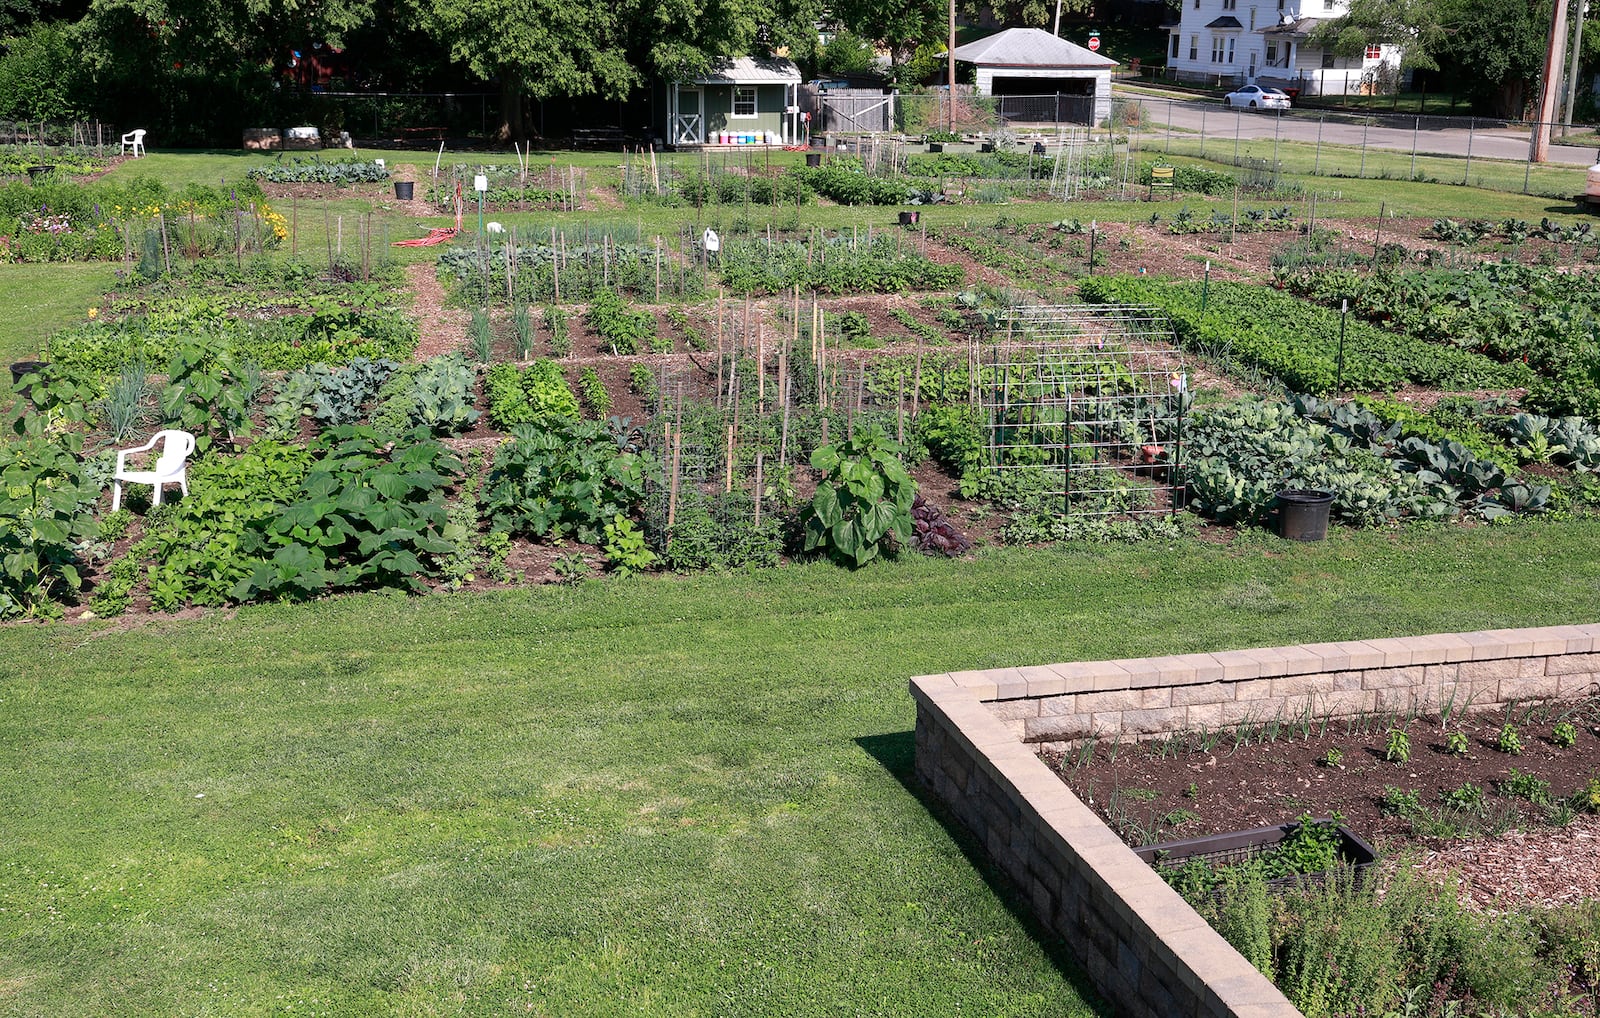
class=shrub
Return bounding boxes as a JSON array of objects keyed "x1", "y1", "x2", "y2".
[{"x1": 0, "y1": 433, "x2": 99, "y2": 619}]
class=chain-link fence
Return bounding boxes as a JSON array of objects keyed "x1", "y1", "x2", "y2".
[
  {"x1": 822, "y1": 91, "x2": 1597, "y2": 200},
  {"x1": 1119, "y1": 97, "x2": 1596, "y2": 199}
]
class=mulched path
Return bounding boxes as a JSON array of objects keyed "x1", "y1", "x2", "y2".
[{"x1": 1042, "y1": 699, "x2": 1600, "y2": 906}]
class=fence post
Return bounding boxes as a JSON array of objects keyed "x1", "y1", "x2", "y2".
[
  {"x1": 1463, "y1": 116, "x2": 1474, "y2": 184},
  {"x1": 1314, "y1": 114, "x2": 1323, "y2": 175},
  {"x1": 1272, "y1": 109, "x2": 1281, "y2": 177},
  {"x1": 1410, "y1": 115, "x2": 1419, "y2": 179},
  {"x1": 1359, "y1": 114, "x2": 1369, "y2": 178},
  {"x1": 1165, "y1": 99, "x2": 1173, "y2": 153},
  {"x1": 1524, "y1": 122, "x2": 1535, "y2": 193},
  {"x1": 1200, "y1": 105, "x2": 1206, "y2": 158},
  {"x1": 1234, "y1": 107, "x2": 1241, "y2": 163}
]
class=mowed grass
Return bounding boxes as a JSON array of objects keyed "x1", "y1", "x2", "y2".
[
  {"x1": 0, "y1": 263, "x2": 118, "y2": 366},
  {"x1": 5, "y1": 521, "x2": 1600, "y2": 1015}
]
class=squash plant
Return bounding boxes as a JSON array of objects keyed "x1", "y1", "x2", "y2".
[
  {"x1": 232, "y1": 427, "x2": 460, "y2": 601},
  {"x1": 802, "y1": 427, "x2": 916, "y2": 568},
  {"x1": 482, "y1": 419, "x2": 653, "y2": 544}
]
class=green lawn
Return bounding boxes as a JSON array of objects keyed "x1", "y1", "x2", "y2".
[
  {"x1": 0, "y1": 262, "x2": 118, "y2": 366},
  {"x1": 4, "y1": 521, "x2": 1600, "y2": 1015}
]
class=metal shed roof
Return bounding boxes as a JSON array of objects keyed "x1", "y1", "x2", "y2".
[
  {"x1": 687, "y1": 56, "x2": 802, "y2": 85},
  {"x1": 950, "y1": 28, "x2": 1118, "y2": 68}
]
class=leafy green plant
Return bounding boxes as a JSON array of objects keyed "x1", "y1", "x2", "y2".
[
  {"x1": 801, "y1": 426, "x2": 916, "y2": 568},
  {"x1": 1442, "y1": 782, "x2": 1486, "y2": 812},
  {"x1": 160, "y1": 343, "x2": 252, "y2": 452},
  {"x1": 305, "y1": 357, "x2": 398, "y2": 428},
  {"x1": 0, "y1": 433, "x2": 99, "y2": 619},
  {"x1": 231, "y1": 427, "x2": 461, "y2": 601},
  {"x1": 484, "y1": 360, "x2": 579, "y2": 430},
  {"x1": 1498, "y1": 769, "x2": 1552, "y2": 806},
  {"x1": 629, "y1": 363, "x2": 660, "y2": 409},
  {"x1": 586, "y1": 289, "x2": 654, "y2": 355},
  {"x1": 601, "y1": 515, "x2": 657, "y2": 578},
  {"x1": 1384, "y1": 727, "x2": 1411, "y2": 763},
  {"x1": 1445, "y1": 730, "x2": 1470, "y2": 755},
  {"x1": 1319, "y1": 747, "x2": 1344, "y2": 768},
  {"x1": 550, "y1": 551, "x2": 590, "y2": 584},
  {"x1": 1553, "y1": 721, "x2": 1579, "y2": 748},
  {"x1": 371, "y1": 354, "x2": 481, "y2": 435},
  {"x1": 577, "y1": 366, "x2": 611, "y2": 419},
  {"x1": 1576, "y1": 776, "x2": 1600, "y2": 813},
  {"x1": 482, "y1": 419, "x2": 654, "y2": 544},
  {"x1": 245, "y1": 157, "x2": 389, "y2": 185},
  {"x1": 1496, "y1": 723, "x2": 1524, "y2": 755},
  {"x1": 1381, "y1": 786, "x2": 1422, "y2": 816}
]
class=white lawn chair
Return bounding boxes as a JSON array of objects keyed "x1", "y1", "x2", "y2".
[
  {"x1": 121, "y1": 129, "x2": 147, "y2": 157},
  {"x1": 110, "y1": 430, "x2": 194, "y2": 511}
]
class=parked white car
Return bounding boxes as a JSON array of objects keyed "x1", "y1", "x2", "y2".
[{"x1": 1224, "y1": 85, "x2": 1292, "y2": 110}]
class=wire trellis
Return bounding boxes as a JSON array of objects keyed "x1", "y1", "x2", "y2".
[{"x1": 978, "y1": 304, "x2": 1189, "y2": 517}]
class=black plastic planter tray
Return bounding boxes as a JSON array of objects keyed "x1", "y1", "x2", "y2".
[{"x1": 1135, "y1": 818, "x2": 1378, "y2": 891}]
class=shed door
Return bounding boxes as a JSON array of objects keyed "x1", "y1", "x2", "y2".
[{"x1": 674, "y1": 88, "x2": 704, "y2": 144}]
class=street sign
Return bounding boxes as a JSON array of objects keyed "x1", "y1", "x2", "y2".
[{"x1": 1087, "y1": 33, "x2": 1101, "y2": 51}]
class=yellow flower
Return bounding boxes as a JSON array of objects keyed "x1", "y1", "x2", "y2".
[{"x1": 87, "y1": 307, "x2": 98, "y2": 319}]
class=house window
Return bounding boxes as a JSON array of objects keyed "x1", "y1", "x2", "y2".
[
  {"x1": 1228, "y1": 37, "x2": 1236, "y2": 62},
  {"x1": 1364, "y1": 43, "x2": 1382, "y2": 59},
  {"x1": 1277, "y1": 0, "x2": 1284, "y2": 9},
  {"x1": 732, "y1": 86, "x2": 757, "y2": 117},
  {"x1": 1321, "y1": 50, "x2": 1335, "y2": 68},
  {"x1": 1172, "y1": 34, "x2": 1181, "y2": 58},
  {"x1": 1222, "y1": 0, "x2": 1235, "y2": 9},
  {"x1": 1249, "y1": 8, "x2": 1256, "y2": 29},
  {"x1": 1190, "y1": 35, "x2": 1199, "y2": 59},
  {"x1": 1266, "y1": 41, "x2": 1278, "y2": 64},
  {"x1": 1211, "y1": 35, "x2": 1225, "y2": 62}
]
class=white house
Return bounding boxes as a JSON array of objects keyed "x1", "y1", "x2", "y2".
[{"x1": 1163, "y1": 0, "x2": 1403, "y2": 96}]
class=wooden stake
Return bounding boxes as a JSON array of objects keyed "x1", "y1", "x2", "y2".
[
  {"x1": 780, "y1": 375, "x2": 792, "y2": 465},
  {"x1": 667, "y1": 425, "x2": 682, "y2": 529},
  {"x1": 753, "y1": 453, "x2": 764, "y2": 528},
  {"x1": 725, "y1": 424, "x2": 735, "y2": 493}
]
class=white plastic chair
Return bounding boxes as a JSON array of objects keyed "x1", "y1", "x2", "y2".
[
  {"x1": 121, "y1": 129, "x2": 146, "y2": 157},
  {"x1": 111, "y1": 430, "x2": 194, "y2": 511}
]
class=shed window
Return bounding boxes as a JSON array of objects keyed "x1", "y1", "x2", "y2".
[
  {"x1": 1364, "y1": 43, "x2": 1382, "y2": 59},
  {"x1": 733, "y1": 86, "x2": 757, "y2": 117}
]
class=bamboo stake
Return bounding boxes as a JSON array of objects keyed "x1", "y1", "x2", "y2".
[
  {"x1": 724, "y1": 424, "x2": 735, "y2": 493},
  {"x1": 668, "y1": 425, "x2": 682, "y2": 529},
  {"x1": 753, "y1": 453, "x2": 763, "y2": 528},
  {"x1": 912, "y1": 332, "x2": 924, "y2": 416},
  {"x1": 757, "y1": 321, "x2": 765, "y2": 412},
  {"x1": 780, "y1": 375, "x2": 792, "y2": 465}
]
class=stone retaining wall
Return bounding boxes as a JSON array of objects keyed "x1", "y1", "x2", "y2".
[{"x1": 910, "y1": 623, "x2": 1600, "y2": 1018}]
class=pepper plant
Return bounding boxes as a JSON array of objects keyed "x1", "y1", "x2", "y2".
[{"x1": 802, "y1": 426, "x2": 916, "y2": 568}]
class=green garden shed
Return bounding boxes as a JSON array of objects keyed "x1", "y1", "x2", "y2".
[{"x1": 659, "y1": 57, "x2": 803, "y2": 147}]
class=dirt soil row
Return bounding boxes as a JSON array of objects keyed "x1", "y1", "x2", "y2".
[{"x1": 1044, "y1": 699, "x2": 1600, "y2": 907}]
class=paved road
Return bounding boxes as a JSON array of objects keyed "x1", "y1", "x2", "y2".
[{"x1": 1119, "y1": 91, "x2": 1598, "y2": 168}]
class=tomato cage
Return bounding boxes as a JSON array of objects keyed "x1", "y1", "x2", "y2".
[{"x1": 974, "y1": 303, "x2": 1189, "y2": 518}]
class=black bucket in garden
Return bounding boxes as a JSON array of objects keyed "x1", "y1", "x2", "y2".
[
  {"x1": 927, "y1": 142, "x2": 943, "y2": 153},
  {"x1": 27, "y1": 165, "x2": 53, "y2": 181},
  {"x1": 393, "y1": 181, "x2": 415, "y2": 200},
  {"x1": 9, "y1": 361, "x2": 46, "y2": 387},
  {"x1": 1277, "y1": 489, "x2": 1335, "y2": 541},
  {"x1": 805, "y1": 152, "x2": 822, "y2": 167},
  {"x1": 980, "y1": 142, "x2": 994, "y2": 153},
  {"x1": 898, "y1": 211, "x2": 920, "y2": 226}
]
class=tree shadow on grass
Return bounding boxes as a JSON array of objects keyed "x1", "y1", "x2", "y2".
[{"x1": 855, "y1": 730, "x2": 1110, "y2": 1017}]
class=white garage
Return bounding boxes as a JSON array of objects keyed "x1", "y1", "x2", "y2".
[{"x1": 951, "y1": 28, "x2": 1118, "y2": 126}]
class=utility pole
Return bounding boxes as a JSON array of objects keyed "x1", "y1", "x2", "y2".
[
  {"x1": 948, "y1": 0, "x2": 957, "y2": 133},
  {"x1": 1563, "y1": 0, "x2": 1588, "y2": 139},
  {"x1": 1532, "y1": 0, "x2": 1570, "y2": 162}
]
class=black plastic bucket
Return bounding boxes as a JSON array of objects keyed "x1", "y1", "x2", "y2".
[
  {"x1": 980, "y1": 142, "x2": 994, "y2": 153},
  {"x1": 805, "y1": 152, "x2": 822, "y2": 167},
  {"x1": 1278, "y1": 489, "x2": 1335, "y2": 541},
  {"x1": 928, "y1": 142, "x2": 943, "y2": 153},
  {"x1": 393, "y1": 181, "x2": 415, "y2": 200},
  {"x1": 898, "y1": 210, "x2": 920, "y2": 226},
  {"x1": 27, "y1": 165, "x2": 53, "y2": 181},
  {"x1": 9, "y1": 361, "x2": 46, "y2": 387}
]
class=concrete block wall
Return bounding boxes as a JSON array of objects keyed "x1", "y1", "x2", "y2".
[
  {"x1": 910, "y1": 623, "x2": 1600, "y2": 1018},
  {"x1": 954, "y1": 625, "x2": 1600, "y2": 746}
]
